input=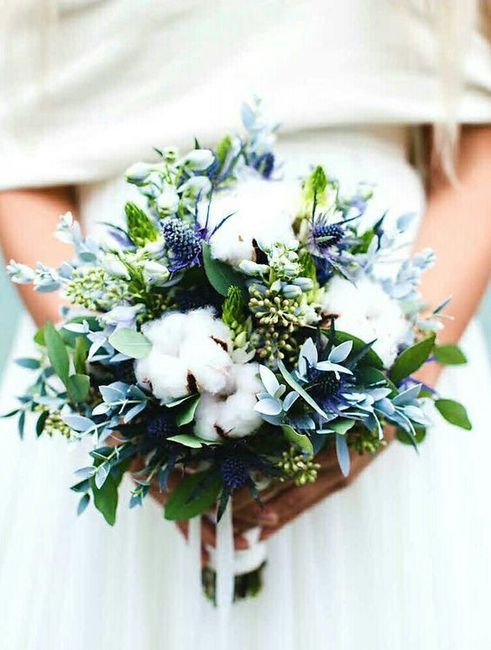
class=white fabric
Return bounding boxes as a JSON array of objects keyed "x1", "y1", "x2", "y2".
[
  {"x1": 1, "y1": 128, "x2": 491, "y2": 649},
  {"x1": 0, "y1": 0, "x2": 490, "y2": 190}
]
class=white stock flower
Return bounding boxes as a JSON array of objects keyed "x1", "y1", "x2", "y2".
[
  {"x1": 320, "y1": 276, "x2": 409, "y2": 367},
  {"x1": 198, "y1": 170, "x2": 300, "y2": 266},
  {"x1": 194, "y1": 363, "x2": 263, "y2": 441},
  {"x1": 134, "y1": 308, "x2": 233, "y2": 403}
]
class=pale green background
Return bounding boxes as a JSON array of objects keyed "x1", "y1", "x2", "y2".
[{"x1": 0, "y1": 251, "x2": 489, "y2": 371}]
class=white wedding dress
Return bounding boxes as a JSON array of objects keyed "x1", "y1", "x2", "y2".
[{"x1": 1, "y1": 2, "x2": 490, "y2": 649}]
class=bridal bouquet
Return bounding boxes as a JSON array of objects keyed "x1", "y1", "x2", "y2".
[{"x1": 5, "y1": 100, "x2": 471, "y2": 602}]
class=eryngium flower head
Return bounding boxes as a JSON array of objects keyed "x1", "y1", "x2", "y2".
[{"x1": 162, "y1": 218, "x2": 202, "y2": 272}]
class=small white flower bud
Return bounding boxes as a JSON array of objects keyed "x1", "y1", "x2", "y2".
[
  {"x1": 156, "y1": 186, "x2": 179, "y2": 215},
  {"x1": 100, "y1": 255, "x2": 130, "y2": 279},
  {"x1": 239, "y1": 260, "x2": 269, "y2": 277},
  {"x1": 179, "y1": 149, "x2": 214, "y2": 171},
  {"x1": 142, "y1": 261, "x2": 170, "y2": 285},
  {"x1": 125, "y1": 162, "x2": 153, "y2": 184}
]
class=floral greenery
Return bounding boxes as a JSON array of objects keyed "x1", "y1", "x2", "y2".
[{"x1": 4, "y1": 99, "x2": 471, "y2": 544}]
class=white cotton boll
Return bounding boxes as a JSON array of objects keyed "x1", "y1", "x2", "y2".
[
  {"x1": 217, "y1": 364, "x2": 263, "y2": 438},
  {"x1": 141, "y1": 313, "x2": 187, "y2": 354},
  {"x1": 194, "y1": 363, "x2": 263, "y2": 441},
  {"x1": 194, "y1": 393, "x2": 223, "y2": 442},
  {"x1": 182, "y1": 307, "x2": 231, "y2": 349},
  {"x1": 321, "y1": 276, "x2": 409, "y2": 368},
  {"x1": 179, "y1": 338, "x2": 232, "y2": 395},
  {"x1": 198, "y1": 170, "x2": 301, "y2": 265},
  {"x1": 134, "y1": 353, "x2": 189, "y2": 402}
]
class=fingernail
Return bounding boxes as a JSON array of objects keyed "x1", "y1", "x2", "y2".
[
  {"x1": 257, "y1": 508, "x2": 279, "y2": 526},
  {"x1": 235, "y1": 536, "x2": 249, "y2": 550}
]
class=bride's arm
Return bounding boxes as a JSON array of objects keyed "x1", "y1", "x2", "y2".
[
  {"x1": 234, "y1": 124, "x2": 491, "y2": 536},
  {"x1": 0, "y1": 186, "x2": 77, "y2": 326}
]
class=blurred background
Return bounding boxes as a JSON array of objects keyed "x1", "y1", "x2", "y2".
[{"x1": 1, "y1": 249, "x2": 489, "y2": 371}]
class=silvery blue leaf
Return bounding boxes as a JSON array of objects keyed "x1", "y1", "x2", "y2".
[
  {"x1": 396, "y1": 212, "x2": 416, "y2": 231},
  {"x1": 375, "y1": 397, "x2": 395, "y2": 416},
  {"x1": 62, "y1": 414, "x2": 94, "y2": 432},
  {"x1": 95, "y1": 463, "x2": 110, "y2": 490},
  {"x1": 241, "y1": 102, "x2": 255, "y2": 129},
  {"x1": 123, "y1": 402, "x2": 147, "y2": 423},
  {"x1": 259, "y1": 365, "x2": 279, "y2": 396},
  {"x1": 74, "y1": 466, "x2": 95, "y2": 480},
  {"x1": 315, "y1": 361, "x2": 353, "y2": 375},
  {"x1": 63, "y1": 321, "x2": 89, "y2": 334},
  {"x1": 335, "y1": 433, "x2": 350, "y2": 477},
  {"x1": 254, "y1": 398, "x2": 282, "y2": 416},
  {"x1": 127, "y1": 385, "x2": 147, "y2": 400},
  {"x1": 368, "y1": 387, "x2": 392, "y2": 401},
  {"x1": 92, "y1": 403, "x2": 111, "y2": 416},
  {"x1": 293, "y1": 415, "x2": 316, "y2": 429},
  {"x1": 393, "y1": 384, "x2": 422, "y2": 406},
  {"x1": 283, "y1": 391, "x2": 299, "y2": 412},
  {"x1": 300, "y1": 338, "x2": 318, "y2": 366},
  {"x1": 328, "y1": 341, "x2": 353, "y2": 363},
  {"x1": 274, "y1": 384, "x2": 286, "y2": 399},
  {"x1": 58, "y1": 262, "x2": 74, "y2": 279},
  {"x1": 100, "y1": 385, "x2": 125, "y2": 403},
  {"x1": 403, "y1": 405, "x2": 428, "y2": 425}
]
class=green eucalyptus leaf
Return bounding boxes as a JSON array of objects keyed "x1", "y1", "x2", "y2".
[
  {"x1": 36, "y1": 410, "x2": 49, "y2": 437},
  {"x1": 396, "y1": 426, "x2": 426, "y2": 446},
  {"x1": 333, "y1": 330, "x2": 384, "y2": 369},
  {"x1": 202, "y1": 242, "x2": 246, "y2": 297},
  {"x1": 164, "y1": 471, "x2": 222, "y2": 521},
  {"x1": 91, "y1": 474, "x2": 119, "y2": 526},
  {"x1": 67, "y1": 374, "x2": 90, "y2": 403},
  {"x1": 167, "y1": 433, "x2": 205, "y2": 448},
  {"x1": 434, "y1": 344, "x2": 467, "y2": 365},
  {"x1": 73, "y1": 337, "x2": 89, "y2": 374},
  {"x1": 108, "y1": 328, "x2": 152, "y2": 359},
  {"x1": 435, "y1": 399, "x2": 472, "y2": 430},
  {"x1": 44, "y1": 321, "x2": 70, "y2": 385},
  {"x1": 389, "y1": 335, "x2": 435, "y2": 385},
  {"x1": 175, "y1": 395, "x2": 200, "y2": 427},
  {"x1": 281, "y1": 424, "x2": 314, "y2": 456},
  {"x1": 328, "y1": 418, "x2": 356, "y2": 435}
]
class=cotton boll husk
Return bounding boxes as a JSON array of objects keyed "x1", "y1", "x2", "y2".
[
  {"x1": 321, "y1": 275, "x2": 409, "y2": 367},
  {"x1": 179, "y1": 338, "x2": 232, "y2": 395},
  {"x1": 198, "y1": 170, "x2": 301, "y2": 266},
  {"x1": 134, "y1": 353, "x2": 189, "y2": 402}
]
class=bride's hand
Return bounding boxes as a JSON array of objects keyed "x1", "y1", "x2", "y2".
[{"x1": 233, "y1": 426, "x2": 397, "y2": 540}]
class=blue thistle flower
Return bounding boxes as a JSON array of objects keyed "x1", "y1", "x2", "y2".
[
  {"x1": 220, "y1": 455, "x2": 250, "y2": 490},
  {"x1": 162, "y1": 218, "x2": 202, "y2": 272},
  {"x1": 253, "y1": 152, "x2": 275, "y2": 179},
  {"x1": 309, "y1": 213, "x2": 358, "y2": 281},
  {"x1": 145, "y1": 412, "x2": 177, "y2": 446}
]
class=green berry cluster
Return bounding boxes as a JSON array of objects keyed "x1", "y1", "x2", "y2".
[
  {"x1": 278, "y1": 448, "x2": 321, "y2": 486},
  {"x1": 44, "y1": 411, "x2": 72, "y2": 438},
  {"x1": 249, "y1": 286, "x2": 301, "y2": 363},
  {"x1": 66, "y1": 267, "x2": 128, "y2": 311},
  {"x1": 349, "y1": 430, "x2": 386, "y2": 455}
]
